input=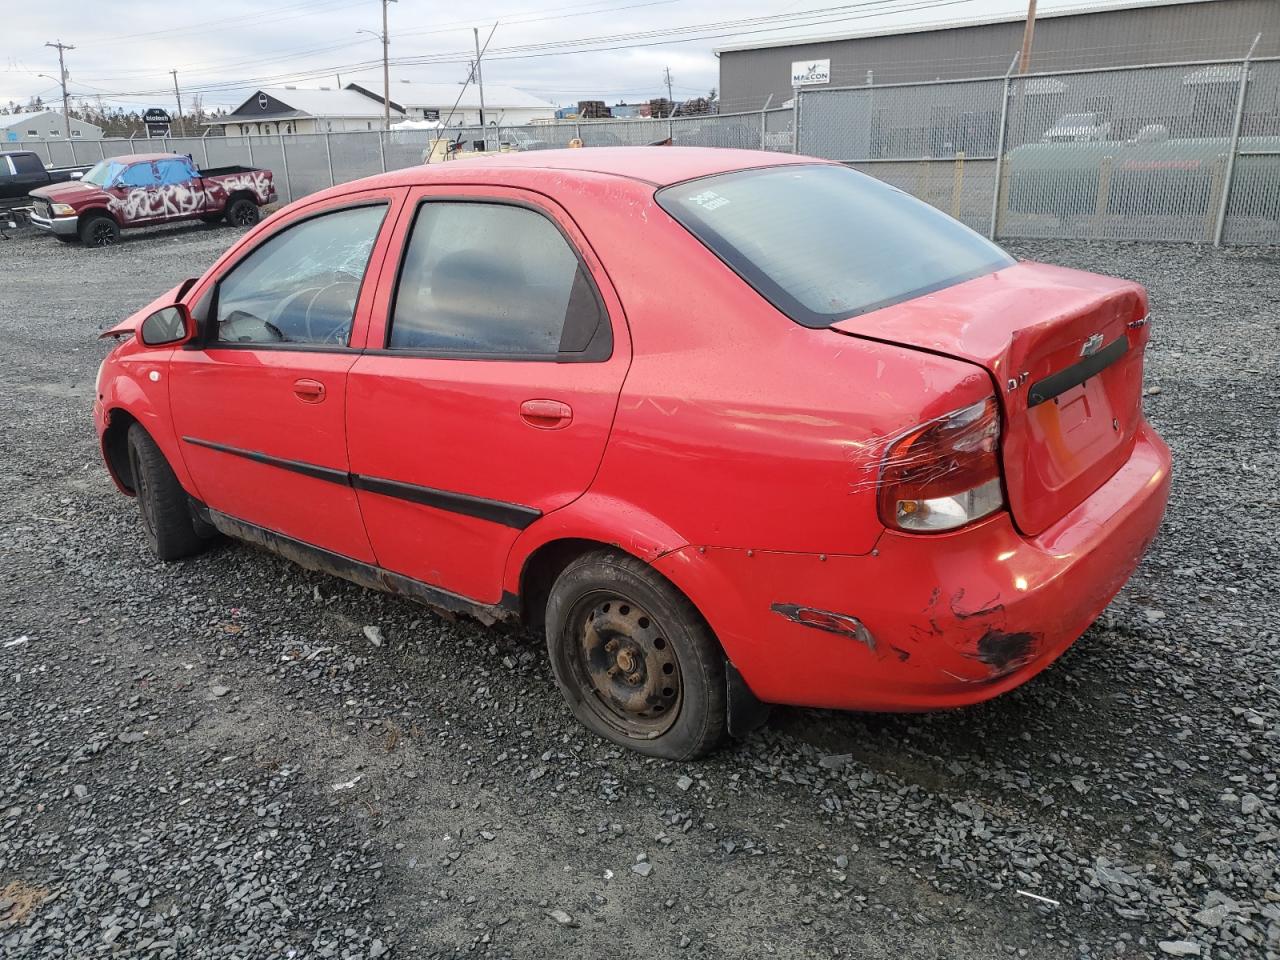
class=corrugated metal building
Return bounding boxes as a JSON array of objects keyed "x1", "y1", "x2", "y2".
[{"x1": 717, "y1": 0, "x2": 1279, "y2": 112}]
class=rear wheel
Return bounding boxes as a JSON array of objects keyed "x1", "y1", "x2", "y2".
[
  {"x1": 545, "y1": 550, "x2": 726, "y2": 760},
  {"x1": 126, "y1": 423, "x2": 206, "y2": 561},
  {"x1": 225, "y1": 197, "x2": 260, "y2": 227},
  {"x1": 79, "y1": 213, "x2": 119, "y2": 247}
]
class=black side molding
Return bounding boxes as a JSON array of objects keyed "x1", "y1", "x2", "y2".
[
  {"x1": 1026, "y1": 337, "x2": 1128, "y2": 408},
  {"x1": 351, "y1": 475, "x2": 540, "y2": 530},
  {"x1": 181, "y1": 436, "x2": 541, "y2": 530}
]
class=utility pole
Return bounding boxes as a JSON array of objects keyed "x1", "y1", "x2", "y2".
[
  {"x1": 170, "y1": 69, "x2": 185, "y2": 137},
  {"x1": 1018, "y1": 0, "x2": 1038, "y2": 73},
  {"x1": 473, "y1": 27, "x2": 487, "y2": 130},
  {"x1": 381, "y1": 0, "x2": 396, "y2": 131},
  {"x1": 44, "y1": 40, "x2": 74, "y2": 140},
  {"x1": 663, "y1": 66, "x2": 674, "y2": 117}
]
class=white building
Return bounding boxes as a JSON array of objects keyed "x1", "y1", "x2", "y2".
[
  {"x1": 347, "y1": 80, "x2": 557, "y2": 127},
  {"x1": 1, "y1": 110, "x2": 103, "y2": 144},
  {"x1": 214, "y1": 87, "x2": 406, "y2": 135}
]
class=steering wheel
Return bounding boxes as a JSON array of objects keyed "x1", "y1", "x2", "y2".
[{"x1": 302, "y1": 280, "x2": 360, "y2": 344}]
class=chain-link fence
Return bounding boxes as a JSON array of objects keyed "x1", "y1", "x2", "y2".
[
  {"x1": 19, "y1": 56, "x2": 1280, "y2": 245},
  {"x1": 799, "y1": 55, "x2": 1280, "y2": 246}
]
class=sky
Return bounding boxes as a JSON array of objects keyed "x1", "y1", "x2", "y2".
[{"x1": 3, "y1": 0, "x2": 1147, "y2": 114}]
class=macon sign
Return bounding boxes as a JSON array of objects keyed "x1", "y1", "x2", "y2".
[{"x1": 791, "y1": 59, "x2": 831, "y2": 86}]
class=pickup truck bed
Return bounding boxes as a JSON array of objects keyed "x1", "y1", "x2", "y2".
[{"x1": 1, "y1": 151, "x2": 92, "y2": 212}]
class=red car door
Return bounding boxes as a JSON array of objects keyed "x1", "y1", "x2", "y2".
[
  {"x1": 346, "y1": 186, "x2": 632, "y2": 603},
  {"x1": 168, "y1": 188, "x2": 404, "y2": 561}
]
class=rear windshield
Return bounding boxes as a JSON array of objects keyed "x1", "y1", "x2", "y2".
[{"x1": 656, "y1": 164, "x2": 1014, "y2": 328}]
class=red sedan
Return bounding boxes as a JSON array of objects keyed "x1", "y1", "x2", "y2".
[{"x1": 94, "y1": 148, "x2": 1171, "y2": 759}]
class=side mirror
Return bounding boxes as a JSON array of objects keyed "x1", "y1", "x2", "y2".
[
  {"x1": 139, "y1": 304, "x2": 193, "y2": 347},
  {"x1": 70, "y1": 170, "x2": 83, "y2": 180}
]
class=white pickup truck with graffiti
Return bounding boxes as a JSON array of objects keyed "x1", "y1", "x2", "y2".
[{"x1": 28, "y1": 153, "x2": 276, "y2": 247}]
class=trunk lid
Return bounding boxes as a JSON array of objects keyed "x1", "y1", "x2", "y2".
[{"x1": 831, "y1": 261, "x2": 1149, "y2": 537}]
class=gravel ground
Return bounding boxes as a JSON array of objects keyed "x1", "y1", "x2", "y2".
[{"x1": 0, "y1": 221, "x2": 1277, "y2": 960}]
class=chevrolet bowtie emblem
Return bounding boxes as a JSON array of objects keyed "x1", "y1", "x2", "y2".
[{"x1": 1079, "y1": 333, "x2": 1104, "y2": 357}]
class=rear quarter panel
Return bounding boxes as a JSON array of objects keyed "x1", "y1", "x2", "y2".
[{"x1": 509, "y1": 173, "x2": 995, "y2": 562}]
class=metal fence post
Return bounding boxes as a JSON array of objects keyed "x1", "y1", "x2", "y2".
[
  {"x1": 759, "y1": 93, "x2": 773, "y2": 150},
  {"x1": 951, "y1": 151, "x2": 965, "y2": 220},
  {"x1": 99, "y1": 140, "x2": 106, "y2": 161},
  {"x1": 279, "y1": 132, "x2": 293, "y2": 203},
  {"x1": 40, "y1": 140, "x2": 53, "y2": 165},
  {"x1": 988, "y1": 57, "x2": 1018, "y2": 240},
  {"x1": 791, "y1": 87, "x2": 800, "y2": 154},
  {"x1": 69, "y1": 138, "x2": 77, "y2": 165},
  {"x1": 377, "y1": 131, "x2": 386, "y2": 172},
  {"x1": 128, "y1": 136, "x2": 136, "y2": 154},
  {"x1": 324, "y1": 131, "x2": 335, "y2": 186},
  {"x1": 202, "y1": 137, "x2": 210, "y2": 168},
  {"x1": 1213, "y1": 36, "x2": 1260, "y2": 248},
  {"x1": 575, "y1": 121, "x2": 582, "y2": 143},
  {"x1": 668, "y1": 111, "x2": 674, "y2": 143},
  {"x1": 246, "y1": 134, "x2": 254, "y2": 166}
]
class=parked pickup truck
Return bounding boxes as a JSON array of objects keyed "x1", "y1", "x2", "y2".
[
  {"x1": 1, "y1": 150, "x2": 92, "y2": 213},
  {"x1": 29, "y1": 153, "x2": 276, "y2": 246}
]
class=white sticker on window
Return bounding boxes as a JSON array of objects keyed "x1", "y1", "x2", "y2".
[{"x1": 689, "y1": 190, "x2": 730, "y2": 211}]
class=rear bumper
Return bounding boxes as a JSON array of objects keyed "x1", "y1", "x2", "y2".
[
  {"x1": 653, "y1": 420, "x2": 1171, "y2": 711},
  {"x1": 30, "y1": 211, "x2": 79, "y2": 236}
]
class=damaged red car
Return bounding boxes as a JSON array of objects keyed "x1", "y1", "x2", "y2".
[{"x1": 94, "y1": 148, "x2": 1171, "y2": 759}]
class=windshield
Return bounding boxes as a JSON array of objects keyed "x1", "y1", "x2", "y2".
[
  {"x1": 657, "y1": 164, "x2": 1014, "y2": 328},
  {"x1": 81, "y1": 159, "x2": 126, "y2": 187}
]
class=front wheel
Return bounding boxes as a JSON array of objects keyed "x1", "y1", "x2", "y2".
[
  {"x1": 545, "y1": 550, "x2": 726, "y2": 760},
  {"x1": 225, "y1": 198, "x2": 260, "y2": 227},
  {"x1": 79, "y1": 213, "x2": 119, "y2": 247},
  {"x1": 126, "y1": 423, "x2": 207, "y2": 561}
]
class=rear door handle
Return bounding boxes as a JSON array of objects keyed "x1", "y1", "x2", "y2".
[
  {"x1": 520, "y1": 399, "x2": 572, "y2": 429},
  {"x1": 293, "y1": 378, "x2": 326, "y2": 403}
]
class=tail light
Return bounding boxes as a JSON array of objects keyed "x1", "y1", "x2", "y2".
[{"x1": 877, "y1": 397, "x2": 1004, "y2": 533}]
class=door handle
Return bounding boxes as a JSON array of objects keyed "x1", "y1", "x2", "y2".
[
  {"x1": 520, "y1": 399, "x2": 572, "y2": 429},
  {"x1": 293, "y1": 378, "x2": 326, "y2": 403}
]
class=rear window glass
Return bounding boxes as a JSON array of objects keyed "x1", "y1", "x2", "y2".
[{"x1": 656, "y1": 164, "x2": 1014, "y2": 328}]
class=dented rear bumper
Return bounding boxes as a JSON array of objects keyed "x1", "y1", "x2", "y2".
[{"x1": 653, "y1": 420, "x2": 1171, "y2": 712}]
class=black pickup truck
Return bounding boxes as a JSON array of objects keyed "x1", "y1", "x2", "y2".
[{"x1": 1, "y1": 151, "x2": 92, "y2": 213}]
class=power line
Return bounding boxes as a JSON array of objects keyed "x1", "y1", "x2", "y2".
[{"x1": 43, "y1": 40, "x2": 74, "y2": 139}]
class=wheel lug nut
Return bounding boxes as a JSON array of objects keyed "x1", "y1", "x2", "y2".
[{"x1": 627, "y1": 672, "x2": 642, "y2": 685}]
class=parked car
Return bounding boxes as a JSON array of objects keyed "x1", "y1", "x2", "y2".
[
  {"x1": 29, "y1": 153, "x2": 276, "y2": 246},
  {"x1": 0, "y1": 150, "x2": 91, "y2": 213},
  {"x1": 93, "y1": 148, "x2": 1170, "y2": 759},
  {"x1": 1042, "y1": 112, "x2": 1112, "y2": 143}
]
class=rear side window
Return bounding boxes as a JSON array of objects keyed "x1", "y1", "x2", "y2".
[
  {"x1": 155, "y1": 158, "x2": 196, "y2": 184},
  {"x1": 657, "y1": 164, "x2": 1014, "y2": 328},
  {"x1": 388, "y1": 201, "x2": 606, "y2": 358},
  {"x1": 11, "y1": 153, "x2": 43, "y2": 174}
]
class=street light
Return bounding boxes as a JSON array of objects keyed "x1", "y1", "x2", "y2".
[{"x1": 357, "y1": 0, "x2": 396, "y2": 131}]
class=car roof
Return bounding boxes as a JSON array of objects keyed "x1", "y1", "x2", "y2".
[
  {"x1": 371, "y1": 146, "x2": 827, "y2": 189},
  {"x1": 104, "y1": 153, "x2": 187, "y2": 164}
]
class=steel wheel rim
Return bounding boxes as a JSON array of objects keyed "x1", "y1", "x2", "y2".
[
  {"x1": 565, "y1": 592, "x2": 682, "y2": 739},
  {"x1": 91, "y1": 222, "x2": 116, "y2": 246}
]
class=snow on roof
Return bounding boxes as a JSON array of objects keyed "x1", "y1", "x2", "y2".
[
  {"x1": 238, "y1": 87, "x2": 403, "y2": 119},
  {"x1": 354, "y1": 81, "x2": 556, "y2": 113},
  {"x1": 2, "y1": 110, "x2": 63, "y2": 127}
]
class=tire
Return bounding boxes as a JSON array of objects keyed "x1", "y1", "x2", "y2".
[
  {"x1": 225, "y1": 197, "x2": 260, "y2": 227},
  {"x1": 79, "y1": 213, "x2": 119, "y2": 247},
  {"x1": 126, "y1": 423, "x2": 206, "y2": 561},
  {"x1": 545, "y1": 550, "x2": 726, "y2": 760}
]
